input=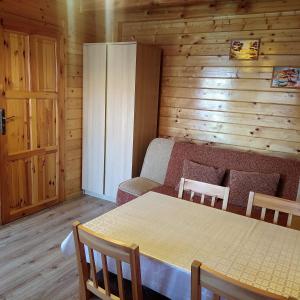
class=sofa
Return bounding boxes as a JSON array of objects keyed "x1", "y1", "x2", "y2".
[{"x1": 117, "y1": 138, "x2": 300, "y2": 225}]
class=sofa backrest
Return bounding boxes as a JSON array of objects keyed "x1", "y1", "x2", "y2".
[
  {"x1": 165, "y1": 142, "x2": 300, "y2": 201},
  {"x1": 140, "y1": 138, "x2": 175, "y2": 184}
]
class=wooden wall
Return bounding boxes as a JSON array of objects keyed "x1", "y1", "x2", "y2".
[
  {"x1": 0, "y1": 0, "x2": 104, "y2": 199},
  {"x1": 114, "y1": 0, "x2": 300, "y2": 159},
  {"x1": 2, "y1": 0, "x2": 300, "y2": 203},
  {"x1": 63, "y1": 2, "x2": 104, "y2": 199}
]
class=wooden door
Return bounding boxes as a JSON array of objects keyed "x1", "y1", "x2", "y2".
[
  {"x1": 82, "y1": 44, "x2": 106, "y2": 197},
  {"x1": 105, "y1": 43, "x2": 137, "y2": 200},
  {"x1": 0, "y1": 30, "x2": 62, "y2": 223}
]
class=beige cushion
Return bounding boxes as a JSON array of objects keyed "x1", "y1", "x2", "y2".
[
  {"x1": 140, "y1": 138, "x2": 175, "y2": 184},
  {"x1": 119, "y1": 177, "x2": 161, "y2": 197}
]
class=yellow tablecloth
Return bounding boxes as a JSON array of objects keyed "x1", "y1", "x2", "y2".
[{"x1": 85, "y1": 191, "x2": 300, "y2": 299}]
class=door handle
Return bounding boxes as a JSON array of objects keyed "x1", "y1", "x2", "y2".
[{"x1": 0, "y1": 108, "x2": 6, "y2": 135}]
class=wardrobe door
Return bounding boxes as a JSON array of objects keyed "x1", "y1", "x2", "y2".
[
  {"x1": 82, "y1": 44, "x2": 106, "y2": 196},
  {"x1": 105, "y1": 43, "x2": 137, "y2": 200}
]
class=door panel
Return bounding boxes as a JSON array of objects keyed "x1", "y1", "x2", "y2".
[
  {"x1": 105, "y1": 43, "x2": 136, "y2": 200},
  {"x1": 6, "y1": 99, "x2": 30, "y2": 153},
  {"x1": 44, "y1": 152, "x2": 58, "y2": 199},
  {"x1": 1, "y1": 29, "x2": 60, "y2": 223},
  {"x1": 37, "y1": 152, "x2": 58, "y2": 201},
  {"x1": 82, "y1": 44, "x2": 106, "y2": 196},
  {"x1": 30, "y1": 36, "x2": 57, "y2": 92},
  {"x1": 8, "y1": 158, "x2": 32, "y2": 209},
  {"x1": 4, "y1": 31, "x2": 29, "y2": 91},
  {"x1": 36, "y1": 98, "x2": 57, "y2": 148}
]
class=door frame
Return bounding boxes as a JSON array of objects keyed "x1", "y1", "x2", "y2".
[{"x1": 0, "y1": 13, "x2": 65, "y2": 224}]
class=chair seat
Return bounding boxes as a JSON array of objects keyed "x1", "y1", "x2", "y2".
[{"x1": 97, "y1": 270, "x2": 170, "y2": 300}]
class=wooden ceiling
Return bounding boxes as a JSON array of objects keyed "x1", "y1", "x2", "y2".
[{"x1": 80, "y1": 0, "x2": 213, "y2": 11}]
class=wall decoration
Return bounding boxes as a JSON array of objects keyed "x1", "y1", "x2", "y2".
[
  {"x1": 271, "y1": 67, "x2": 300, "y2": 88},
  {"x1": 229, "y1": 39, "x2": 260, "y2": 60}
]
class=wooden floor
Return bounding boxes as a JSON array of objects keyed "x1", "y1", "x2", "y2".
[{"x1": 0, "y1": 195, "x2": 116, "y2": 300}]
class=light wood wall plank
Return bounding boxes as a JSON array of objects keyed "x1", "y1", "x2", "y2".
[
  {"x1": 161, "y1": 87, "x2": 300, "y2": 105},
  {"x1": 120, "y1": 1, "x2": 300, "y2": 159},
  {"x1": 160, "y1": 107, "x2": 300, "y2": 130},
  {"x1": 160, "y1": 117, "x2": 300, "y2": 143},
  {"x1": 116, "y1": 0, "x2": 300, "y2": 22},
  {"x1": 161, "y1": 97, "x2": 300, "y2": 118}
]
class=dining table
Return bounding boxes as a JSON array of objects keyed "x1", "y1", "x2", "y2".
[{"x1": 61, "y1": 191, "x2": 300, "y2": 300}]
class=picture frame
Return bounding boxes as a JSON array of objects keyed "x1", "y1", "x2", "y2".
[
  {"x1": 229, "y1": 39, "x2": 260, "y2": 60},
  {"x1": 271, "y1": 66, "x2": 300, "y2": 89}
]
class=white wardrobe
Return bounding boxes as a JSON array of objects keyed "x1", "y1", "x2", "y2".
[{"x1": 82, "y1": 42, "x2": 161, "y2": 201}]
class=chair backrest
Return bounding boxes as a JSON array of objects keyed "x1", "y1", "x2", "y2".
[
  {"x1": 73, "y1": 221, "x2": 143, "y2": 300},
  {"x1": 191, "y1": 260, "x2": 295, "y2": 300},
  {"x1": 178, "y1": 178, "x2": 230, "y2": 210},
  {"x1": 246, "y1": 192, "x2": 300, "y2": 227}
]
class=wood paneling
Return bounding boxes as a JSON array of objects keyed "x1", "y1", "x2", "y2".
[
  {"x1": 80, "y1": 0, "x2": 202, "y2": 11},
  {"x1": 117, "y1": 0, "x2": 300, "y2": 158},
  {"x1": 116, "y1": 1, "x2": 300, "y2": 22},
  {"x1": 0, "y1": 0, "x2": 104, "y2": 202}
]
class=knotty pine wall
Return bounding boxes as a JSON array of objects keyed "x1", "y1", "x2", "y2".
[
  {"x1": 0, "y1": 0, "x2": 104, "y2": 199},
  {"x1": 2, "y1": 0, "x2": 300, "y2": 201},
  {"x1": 114, "y1": 0, "x2": 300, "y2": 159}
]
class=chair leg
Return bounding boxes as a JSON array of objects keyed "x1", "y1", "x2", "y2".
[
  {"x1": 73, "y1": 222, "x2": 91, "y2": 300},
  {"x1": 191, "y1": 261, "x2": 201, "y2": 300},
  {"x1": 212, "y1": 294, "x2": 220, "y2": 300},
  {"x1": 79, "y1": 285, "x2": 90, "y2": 300},
  {"x1": 78, "y1": 263, "x2": 90, "y2": 300}
]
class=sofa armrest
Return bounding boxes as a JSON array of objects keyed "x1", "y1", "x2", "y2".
[
  {"x1": 117, "y1": 177, "x2": 162, "y2": 206},
  {"x1": 140, "y1": 138, "x2": 174, "y2": 184},
  {"x1": 119, "y1": 177, "x2": 161, "y2": 197}
]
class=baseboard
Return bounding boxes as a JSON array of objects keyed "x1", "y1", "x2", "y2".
[
  {"x1": 65, "y1": 191, "x2": 83, "y2": 201},
  {"x1": 83, "y1": 190, "x2": 116, "y2": 203}
]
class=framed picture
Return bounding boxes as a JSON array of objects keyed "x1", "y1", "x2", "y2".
[
  {"x1": 271, "y1": 67, "x2": 300, "y2": 88},
  {"x1": 229, "y1": 39, "x2": 260, "y2": 60}
]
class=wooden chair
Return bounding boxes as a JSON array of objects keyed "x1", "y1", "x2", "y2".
[
  {"x1": 191, "y1": 260, "x2": 296, "y2": 300},
  {"x1": 246, "y1": 192, "x2": 300, "y2": 227},
  {"x1": 178, "y1": 178, "x2": 230, "y2": 211},
  {"x1": 73, "y1": 221, "x2": 143, "y2": 300}
]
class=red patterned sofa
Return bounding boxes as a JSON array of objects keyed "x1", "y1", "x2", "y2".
[{"x1": 117, "y1": 138, "x2": 300, "y2": 223}]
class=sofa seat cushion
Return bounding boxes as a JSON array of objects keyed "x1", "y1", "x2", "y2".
[
  {"x1": 118, "y1": 184, "x2": 288, "y2": 227},
  {"x1": 152, "y1": 185, "x2": 178, "y2": 197},
  {"x1": 152, "y1": 185, "x2": 226, "y2": 206},
  {"x1": 151, "y1": 185, "x2": 288, "y2": 226},
  {"x1": 228, "y1": 170, "x2": 280, "y2": 207},
  {"x1": 119, "y1": 177, "x2": 161, "y2": 197},
  {"x1": 116, "y1": 189, "x2": 138, "y2": 206}
]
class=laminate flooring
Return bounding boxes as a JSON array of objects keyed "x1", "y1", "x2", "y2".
[{"x1": 0, "y1": 195, "x2": 116, "y2": 300}]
